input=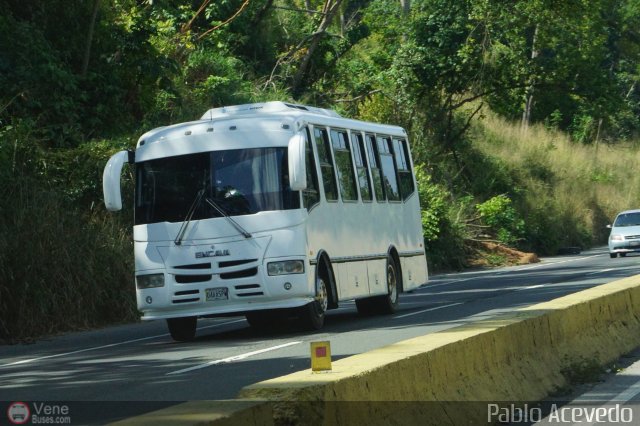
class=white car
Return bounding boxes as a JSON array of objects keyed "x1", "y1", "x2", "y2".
[{"x1": 608, "y1": 209, "x2": 640, "y2": 258}]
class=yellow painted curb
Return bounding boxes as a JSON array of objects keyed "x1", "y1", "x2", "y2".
[
  {"x1": 109, "y1": 400, "x2": 270, "y2": 426},
  {"x1": 112, "y1": 274, "x2": 640, "y2": 425}
]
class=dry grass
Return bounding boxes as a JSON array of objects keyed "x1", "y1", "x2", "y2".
[{"x1": 472, "y1": 112, "x2": 640, "y2": 248}]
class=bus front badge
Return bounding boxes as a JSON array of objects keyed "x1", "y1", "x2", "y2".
[{"x1": 196, "y1": 249, "x2": 230, "y2": 258}]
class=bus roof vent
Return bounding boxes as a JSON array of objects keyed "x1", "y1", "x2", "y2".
[{"x1": 200, "y1": 101, "x2": 341, "y2": 120}]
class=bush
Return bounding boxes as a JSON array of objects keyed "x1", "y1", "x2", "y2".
[
  {"x1": 0, "y1": 179, "x2": 137, "y2": 343},
  {"x1": 475, "y1": 195, "x2": 525, "y2": 246},
  {"x1": 415, "y1": 166, "x2": 468, "y2": 271},
  {"x1": 0, "y1": 123, "x2": 137, "y2": 343}
]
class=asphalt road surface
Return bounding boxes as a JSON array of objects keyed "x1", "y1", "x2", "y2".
[{"x1": 2, "y1": 246, "x2": 639, "y2": 424}]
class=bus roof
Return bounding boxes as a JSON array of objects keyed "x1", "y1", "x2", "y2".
[
  {"x1": 136, "y1": 101, "x2": 408, "y2": 156},
  {"x1": 199, "y1": 101, "x2": 406, "y2": 135},
  {"x1": 200, "y1": 101, "x2": 342, "y2": 120}
]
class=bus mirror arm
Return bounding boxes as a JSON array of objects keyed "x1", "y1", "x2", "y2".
[
  {"x1": 288, "y1": 133, "x2": 307, "y2": 191},
  {"x1": 103, "y1": 150, "x2": 130, "y2": 212}
]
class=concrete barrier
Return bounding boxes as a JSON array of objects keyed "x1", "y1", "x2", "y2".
[{"x1": 112, "y1": 275, "x2": 640, "y2": 425}]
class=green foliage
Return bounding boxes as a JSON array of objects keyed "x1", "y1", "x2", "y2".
[
  {"x1": 415, "y1": 167, "x2": 448, "y2": 243},
  {"x1": 0, "y1": 121, "x2": 137, "y2": 342},
  {"x1": 570, "y1": 111, "x2": 598, "y2": 144},
  {"x1": 0, "y1": 178, "x2": 137, "y2": 343},
  {"x1": 415, "y1": 167, "x2": 469, "y2": 270},
  {"x1": 0, "y1": 0, "x2": 176, "y2": 145},
  {"x1": 476, "y1": 195, "x2": 525, "y2": 246}
]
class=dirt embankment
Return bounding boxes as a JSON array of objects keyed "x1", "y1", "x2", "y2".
[{"x1": 466, "y1": 241, "x2": 540, "y2": 268}]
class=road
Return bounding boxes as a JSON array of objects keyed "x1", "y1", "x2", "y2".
[{"x1": 1, "y1": 246, "x2": 639, "y2": 424}]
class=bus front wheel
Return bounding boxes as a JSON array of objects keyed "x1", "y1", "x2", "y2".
[
  {"x1": 167, "y1": 316, "x2": 197, "y2": 342},
  {"x1": 299, "y1": 274, "x2": 328, "y2": 330}
]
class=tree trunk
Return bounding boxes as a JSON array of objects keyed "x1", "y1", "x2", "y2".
[
  {"x1": 81, "y1": 0, "x2": 101, "y2": 78},
  {"x1": 399, "y1": 0, "x2": 410, "y2": 16},
  {"x1": 521, "y1": 24, "x2": 539, "y2": 130},
  {"x1": 594, "y1": 117, "x2": 603, "y2": 148},
  {"x1": 291, "y1": 0, "x2": 344, "y2": 97}
]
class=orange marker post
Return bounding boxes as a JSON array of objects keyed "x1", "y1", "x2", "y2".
[{"x1": 310, "y1": 341, "x2": 332, "y2": 372}]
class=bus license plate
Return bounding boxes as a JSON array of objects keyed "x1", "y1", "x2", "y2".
[{"x1": 206, "y1": 287, "x2": 228, "y2": 301}]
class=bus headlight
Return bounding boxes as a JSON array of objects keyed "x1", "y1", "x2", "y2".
[
  {"x1": 267, "y1": 260, "x2": 305, "y2": 276},
  {"x1": 136, "y1": 273, "x2": 165, "y2": 289}
]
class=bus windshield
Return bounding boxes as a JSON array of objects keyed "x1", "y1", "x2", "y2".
[{"x1": 135, "y1": 147, "x2": 299, "y2": 225}]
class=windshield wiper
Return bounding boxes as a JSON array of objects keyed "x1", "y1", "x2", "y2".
[
  {"x1": 205, "y1": 197, "x2": 252, "y2": 239},
  {"x1": 174, "y1": 189, "x2": 205, "y2": 246}
]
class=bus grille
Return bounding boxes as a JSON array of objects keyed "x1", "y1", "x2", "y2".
[
  {"x1": 172, "y1": 289, "x2": 200, "y2": 304},
  {"x1": 221, "y1": 267, "x2": 258, "y2": 279},
  {"x1": 234, "y1": 283, "x2": 264, "y2": 297},
  {"x1": 175, "y1": 274, "x2": 212, "y2": 284}
]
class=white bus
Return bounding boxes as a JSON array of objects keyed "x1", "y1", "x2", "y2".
[{"x1": 103, "y1": 101, "x2": 428, "y2": 341}]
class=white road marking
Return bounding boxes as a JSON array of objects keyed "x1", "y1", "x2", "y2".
[
  {"x1": 393, "y1": 302, "x2": 464, "y2": 319},
  {"x1": 0, "y1": 319, "x2": 247, "y2": 368},
  {"x1": 423, "y1": 278, "x2": 477, "y2": 288},
  {"x1": 518, "y1": 284, "x2": 545, "y2": 290},
  {"x1": 166, "y1": 341, "x2": 302, "y2": 375},
  {"x1": 611, "y1": 378, "x2": 640, "y2": 403}
]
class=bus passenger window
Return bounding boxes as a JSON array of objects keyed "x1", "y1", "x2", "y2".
[
  {"x1": 313, "y1": 127, "x2": 338, "y2": 201},
  {"x1": 352, "y1": 133, "x2": 372, "y2": 201},
  {"x1": 330, "y1": 129, "x2": 358, "y2": 201},
  {"x1": 377, "y1": 136, "x2": 400, "y2": 202},
  {"x1": 303, "y1": 129, "x2": 320, "y2": 209},
  {"x1": 393, "y1": 138, "x2": 415, "y2": 200},
  {"x1": 365, "y1": 134, "x2": 385, "y2": 202}
]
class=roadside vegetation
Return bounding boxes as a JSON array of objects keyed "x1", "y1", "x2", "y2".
[{"x1": 1, "y1": 0, "x2": 639, "y2": 342}]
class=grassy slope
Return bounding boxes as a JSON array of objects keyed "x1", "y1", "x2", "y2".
[{"x1": 471, "y1": 112, "x2": 640, "y2": 252}]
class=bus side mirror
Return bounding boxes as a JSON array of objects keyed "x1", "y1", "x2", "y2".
[
  {"x1": 103, "y1": 150, "x2": 131, "y2": 211},
  {"x1": 288, "y1": 133, "x2": 307, "y2": 191}
]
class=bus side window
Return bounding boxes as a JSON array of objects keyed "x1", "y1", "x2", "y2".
[
  {"x1": 377, "y1": 136, "x2": 400, "y2": 202},
  {"x1": 330, "y1": 129, "x2": 358, "y2": 202},
  {"x1": 393, "y1": 138, "x2": 415, "y2": 200},
  {"x1": 365, "y1": 134, "x2": 385, "y2": 202},
  {"x1": 313, "y1": 127, "x2": 338, "y2": 201},
  {"x1": 303, "y1": 128, "x2": 320, "y2": 209},
  {"x1": 352, "y1": 133, "x2": 372, "y2": 201}
]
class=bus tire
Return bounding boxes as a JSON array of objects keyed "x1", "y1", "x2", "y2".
[
  {"x1": 299, "y1": 273, "x2": 329, "y2": 330},
  {"x1": 380, "y1": 255, "x2": 400, "y2": 313},
  {"x1": 166, "y1": 316, "x2": 197, "y2": 342},
  {"x1": 366, "y1": 255, "x2": 400, "y2": 315}
]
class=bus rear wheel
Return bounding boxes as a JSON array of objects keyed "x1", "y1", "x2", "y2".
[
  {"x1": 167, "y1": 316, "x2": 197, "y2": 342},
  {"x1": 356, "y1": 256, "x2": 399, "y2": 315},
  {"x1": 299, "y1": 274, "x2": 328, "y2": 330}
]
